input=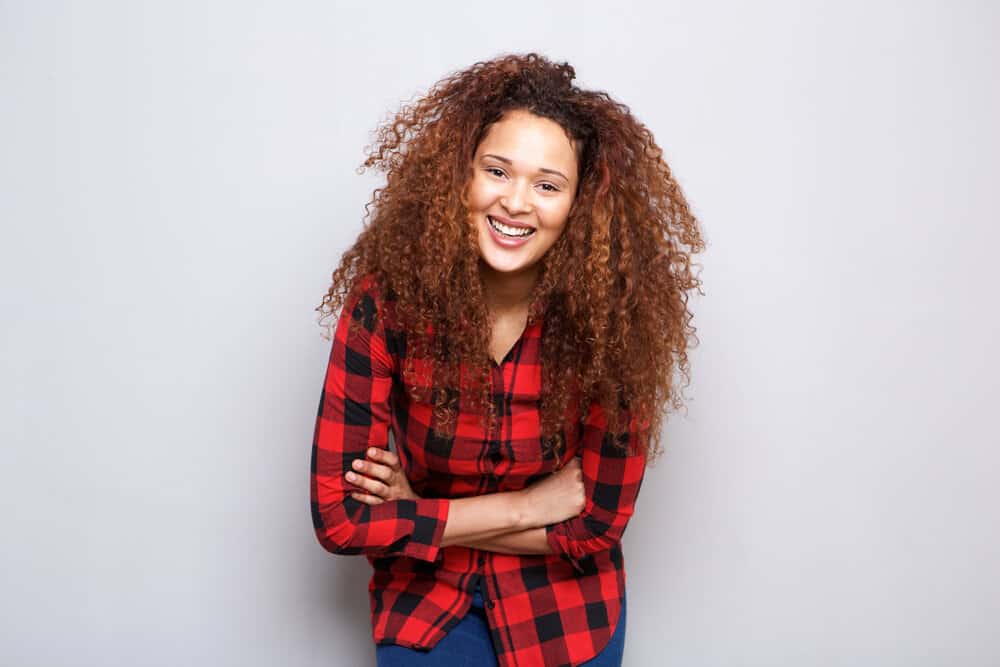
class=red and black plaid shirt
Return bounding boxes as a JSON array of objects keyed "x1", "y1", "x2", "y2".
[{"x1": 310, "y1": 275, "x2": 647, "y2": 667}]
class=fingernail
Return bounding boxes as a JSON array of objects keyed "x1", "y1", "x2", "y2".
[
  {"x1": 345, "y1": 472, "x2": 356, "y2": 481},
  {"x1": 369, "y1": 448, "x2": 377, "y2": 457},
  {"x1": 352, "y1": 460, "x2": 363, "y2": 469}
]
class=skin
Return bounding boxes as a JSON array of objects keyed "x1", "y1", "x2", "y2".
[
  {"x1": 346, "y1": 446, "x2": 583, "y2": 547},
  {"x1": 469, "y1": 108, "x2": 579, "y2": 312},
  {"x1": 344, "y1": 109, "x2": 586, "y2": 546}
]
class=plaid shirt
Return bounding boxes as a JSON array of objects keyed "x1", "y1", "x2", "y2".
[{"x1": 310, "y1": 275, "x2": 647, "y2": 667}]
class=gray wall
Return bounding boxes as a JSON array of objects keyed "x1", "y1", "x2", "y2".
[{"x1": 2, "y1": 1, "x2": 998, "y2": 665}]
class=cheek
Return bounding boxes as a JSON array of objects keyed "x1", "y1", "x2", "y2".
[
  {"x1": 467, "y1": 178, "x2": 497, "y2": 210},
  {"x1": 541, "y1": 201, "x2": 573, "y2": 234}
]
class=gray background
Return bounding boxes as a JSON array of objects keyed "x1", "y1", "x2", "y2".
[{"x1": 2, "y1": 1, "x2": 998, "y2": 665}]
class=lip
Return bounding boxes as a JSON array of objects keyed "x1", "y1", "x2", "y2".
[{"x1": 484, "y1": 214, "x2": 536, "y2": 248}]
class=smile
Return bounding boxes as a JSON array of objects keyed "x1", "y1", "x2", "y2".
[{"x1": 487, "y1": 215, "x2": 536, "y2": 238}]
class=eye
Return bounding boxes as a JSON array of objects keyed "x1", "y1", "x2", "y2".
[
  {"x1": 539, "y1": 183, "x2": 560, "y2": 193},
  {"x1": 485, "y1": 167, "x2": 506, "y2": 178}
]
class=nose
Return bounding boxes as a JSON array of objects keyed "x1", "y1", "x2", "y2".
[{"x1": 500, "y1": 179, "x2": 533, "y2": 215}]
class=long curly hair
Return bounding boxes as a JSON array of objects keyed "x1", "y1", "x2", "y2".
[{"x1": 317, "y1": 52, "x2": 704, "y2": 464}]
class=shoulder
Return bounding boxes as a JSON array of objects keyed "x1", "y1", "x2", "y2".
[
  {"x1": 344, "y1": 273, "x2": 398, "y2": 327},
  {"x1": 347, "y1": 272, "x2": 383, "y2": 303},
  {"x1": 342, "y1": 274, "x2": 404, "y2": 361}
]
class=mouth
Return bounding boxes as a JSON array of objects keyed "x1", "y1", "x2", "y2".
[{"x1": 486, "y1": 215, "x2": 536, "y2": 239}]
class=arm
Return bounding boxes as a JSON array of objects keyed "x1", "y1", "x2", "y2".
[
  {"x1": 460, "y1": 526, "x2": 552, "y2": 555},
  {"x1": 442, "y1": 458, "x2": 585, "y2": 548},
  {"x1": 311, "y1": 279, "x2": 452, "y2": 562},
  {"x1": 310, "y1": 278, "x2": 537, "y2": 561},
  {"x1": 346, "y1": 446, "x2": 586, "y2": 555},
  {"x1": 543, "y1": 401, "x2": 648, "y2": 572},
  {"x1": 460, "y1": 417, "x2": 647, "y2": 560},
  {"x1": 440, "y1": 494, "x2": 532, "y2": 547}
]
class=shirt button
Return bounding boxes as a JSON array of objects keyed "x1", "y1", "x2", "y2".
[
  {"x1": 489, "y1": 451, "x2": 502, "y2": 464},
  {"x1": 478, "y1": 556, "x2": 486, "y2": 566}
]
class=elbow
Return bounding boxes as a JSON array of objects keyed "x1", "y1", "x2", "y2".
[
  {"x1": 547, "y1": 514, "x2": 628, "y2": 562},
  {"x1": 573, "y1": 515, "x2": 626, "y2": 555},
  {"x1": 311, "y1": 499, "x2": 361, "y2": 556}
]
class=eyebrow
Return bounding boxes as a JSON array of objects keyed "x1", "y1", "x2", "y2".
[{"x1": 480, "y1": 153, "x2": 570, "y2": 183}]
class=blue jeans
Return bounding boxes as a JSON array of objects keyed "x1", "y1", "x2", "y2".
[{"x1": 376, "y1": 579, "x2": 626, "y2": 666}]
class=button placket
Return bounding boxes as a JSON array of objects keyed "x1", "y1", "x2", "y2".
[
  {"x1": 487, "y1": 364, "x2": 504, "y2": 472},
  {"x1": 479, "y1": 576, "x2": 497, "y2": 610}
]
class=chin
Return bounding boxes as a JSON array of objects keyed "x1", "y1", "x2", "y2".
[
  {"x1": 479, "y1": 253, "x2": 531, "y2": 275},
  {"x1": 476, "y1": 225, "x2": 537, "y2": 273}
]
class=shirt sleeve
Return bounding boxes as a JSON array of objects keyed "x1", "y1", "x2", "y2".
[
  {"x1": 544, "y1": 400, "x2": 648, "y2": 573},
  {"x1": 310, "y1": 277, "x2": 450, "y2": 563}
]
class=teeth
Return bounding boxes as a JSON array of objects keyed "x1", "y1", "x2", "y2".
[{"x1": 488, "y1": 216, "x2": 534, "y2": 237}]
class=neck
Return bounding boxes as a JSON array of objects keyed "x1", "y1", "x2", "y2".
[{"x1": 479, "y1": 260, "x2": 538, "y2": 314}]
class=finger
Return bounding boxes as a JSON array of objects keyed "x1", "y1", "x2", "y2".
[
  {"x1": 349, "y1": 490, "x2": 384, "y2": 505},
  {"x1": 351, "y1": 458, "x2": 393, "y2": 483},
  {"x1": 367, "y1": 447, "x2": 400, "y2": 469},
  {"x1": 345, "y1": 470, "x2": 389, "y2": 497}
]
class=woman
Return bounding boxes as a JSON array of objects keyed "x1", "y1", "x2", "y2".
[{"x1": 311, "y1": 53, "x2": 703, "y2": 667}]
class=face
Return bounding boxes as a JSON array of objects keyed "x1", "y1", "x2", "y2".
[{"x1": 467, "y1": 109, "x2": 579, "y2": 280}]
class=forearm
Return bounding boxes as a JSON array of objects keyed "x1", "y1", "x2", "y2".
[
  {"x1": 459, "y1": 526, "x2": 552, "y2": 555},
  {"x1": 439, "y1": 490, "x2": 533, "y2": 548}
]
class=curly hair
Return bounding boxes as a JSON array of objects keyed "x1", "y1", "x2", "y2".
[{"x1": 317, "y1": 52, "x2": 704, "y2": 464}]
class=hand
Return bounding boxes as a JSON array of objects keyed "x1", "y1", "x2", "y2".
[
  {"x1": 345, "y1": 447, "x2": 421, "y2": 504},
  {"x1": 518, "y1": 456, "x2": 585, "y2": 527}
]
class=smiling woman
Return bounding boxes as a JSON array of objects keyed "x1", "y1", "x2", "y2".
[{"x1": 310, "y1": 52, "x2": 704, "y2": 667}]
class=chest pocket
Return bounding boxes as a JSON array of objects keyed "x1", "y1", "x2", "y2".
[
  {"x1": 509, "y1": 395, "x2": 583, "y2": 467},
  {"x1": 508, "y1": 413, "x2": 545, "y2": 462},
  {"x1": 506, "y1": 398, "x2": 578, "y2": 473}
]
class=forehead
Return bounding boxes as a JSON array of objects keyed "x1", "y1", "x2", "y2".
[{"x1": 475, "y1": 110, "x2": 578, "y2": 172}]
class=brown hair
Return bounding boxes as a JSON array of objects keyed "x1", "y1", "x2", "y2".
[{"x1": 317, "y1": 52, "x2": 705, "y2": 464}]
